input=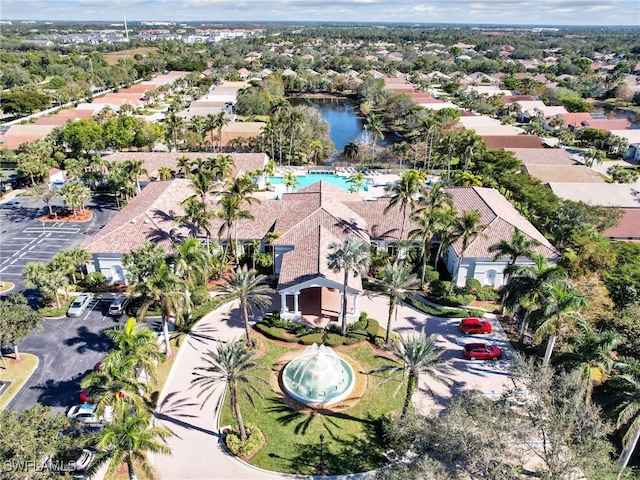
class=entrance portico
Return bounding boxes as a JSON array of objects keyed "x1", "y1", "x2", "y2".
[{"x1": 278, "y1": 276, "x2": 362, "y2": 324}]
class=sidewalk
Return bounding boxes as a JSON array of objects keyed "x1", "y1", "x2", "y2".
[{"x1": 151, "y1": 293, "x2": 515, "y2": 479}]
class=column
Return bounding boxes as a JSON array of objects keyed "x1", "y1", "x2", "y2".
[
  {"x1": 293, "y1": 292, "x2": 299, "y2": 316},
  {"x1": 351, "y1": 293, "x2": 359, "y2": 315},
  {"x1": 280, "y1": 292, "x2": 287, "y2": 314}
]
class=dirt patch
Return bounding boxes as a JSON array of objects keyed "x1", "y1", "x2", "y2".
[{"x1": 103, "y1": 47, "x2": 159, "y2": 65}]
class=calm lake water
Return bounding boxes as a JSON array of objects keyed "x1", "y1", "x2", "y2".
[{"x1": 289, "y1": 96, "x2": 396, "y2": 156}]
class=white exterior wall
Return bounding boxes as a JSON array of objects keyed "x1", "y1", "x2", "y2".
[{"x1": 91, "y1": 254, "x2": 129, "y2": 285}]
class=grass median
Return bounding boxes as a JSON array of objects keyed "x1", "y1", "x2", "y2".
[{"x1": 0, "y1": 353, "x2": 39, "y2": 411}]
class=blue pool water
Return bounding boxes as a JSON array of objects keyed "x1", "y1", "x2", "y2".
[{"x1": 268, "y1": 172, "x2": 371, "y2": 192}]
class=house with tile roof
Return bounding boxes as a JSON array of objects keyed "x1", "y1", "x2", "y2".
[{"x1": 84, "y1": 178, "x2": 556, "y2": 321}]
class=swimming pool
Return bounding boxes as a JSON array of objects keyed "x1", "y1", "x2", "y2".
[{"x1": 267, "y1": 172, "x2": 371, "y2": 192}]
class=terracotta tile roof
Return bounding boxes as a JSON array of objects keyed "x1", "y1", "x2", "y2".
[
  {"x1": 604, "y1": 208, "x2": 640, "y2": 241},
  {"x1": 446, "y1": 187, "x2": 558, "y2": 259},
  {"x1": 506, "y1": 148, "x2": 577, "y2": 165},
  {"x1": 83, "y1": 180, "x2": 194, "y2": 254},
  {"x1": 547, "y1": 183, "x2": 640, "y2": 208},
  {"x1": 482, "y1": 135, "x2": 545, "y2": 149},
  {"x1": 277, "y1": 225, "x2": 363, "y2": 292},
  {"x1": 50, "y1": 109, "x2": 95, "y2": 119},
  {"x1": 560, "y1": 113, "x2": 631, "y2": 131},
  {"x1": 35, "y1": 117, "x2": 75, "y2": 126},
  {"x1": 524, "y1": 165, "x2": 606, "y2": 184},
  {"x1": 0, "y1": 135, "x2": 46, "y2": 150}
]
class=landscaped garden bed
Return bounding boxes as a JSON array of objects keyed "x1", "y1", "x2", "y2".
[{"x1": 219, "y1": 338, "x2": 406, "y2": 475}]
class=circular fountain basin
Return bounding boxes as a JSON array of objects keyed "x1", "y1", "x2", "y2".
[{"x1": 282, "y1": 344, "x2": 355, "y2": 406}]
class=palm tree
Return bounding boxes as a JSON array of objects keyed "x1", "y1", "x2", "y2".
[
  {"x1": 374, "y1": 329, "x2": 450, "y2": 417},
  {"x1": 212, "y1": 154, "x2": 235, "y2": 182},
  {"x1": 188, "y1": 169, "x2": 218, "y2": 212},
  {"x1": 384, "y1": 169, "x2": 426, "y2": 246},
  {"x1": 67, "y1": 246, "x2": 92, "y2": 281},
  {"x1": 95, "y1": 407, "x2": 171, "y2": 480},
  {"x1": 218, "y1": 266, "x2": 273, "y2": 346},
  {"x1": 169, "y1": 238, "x2": 209, "y2": 287},
  {"x1": 347, "y1": 172, "x2": 367, "y2": 193},
  {"x1": 488, "y1": 227, "x2": 540, "y2": 269},
  {"x1": 191, "y1": 339, "x2": 265, "y2": 441},
  {"x1": 263, "y1": 231, "x2": 280, "y2": 275},
  {"x1": 215, "y1": 194, "x2": 254, "y2": 266},
  {"x1": 177, "y1": 195, "x2": 214, "y2": 241},
  {"x1": 609, "y1": 358, "x2": 640, "y2": 479},
  {"x1": 532, "y1": 279, "x2": 587, "y2": 366},
  {"x1": 132, "y1": 262, "x2": 189, "y2": 356},
  {"x1": 343, "y1": 141, "x2": 359, "y2": 165},
  {"x1": 365, "y1": 112, "x2": 385, "y2": 166},
  {"x1": 157, "y1": 166, "x2": 174, "y2": 180},
  {"x1": 282, "y1": 172, "x2": 299, "y2": 193},
  {"x1": 584, "y1": 147, "x2": 605, "y2": 168},
  {"x1": 327, "y1": 235, "x2": 370, "y2": 336},
  {"x1": 176, "y1": 155, "x2": 192, "y2": 178},
  {"x1": 555, "y1": 320, "x2": 623, "y2": 402},
  {"x1": 378, "y1": 262, "x2": 420, "y2": 344},
  {"x1": 50, "y1": 250, "x2": 78, "y2": 284},
  {"x1": 165, "y1": 112, "x2": 184, "y2": 151},
  {"x1": 448, "y1": 210, "x2": 487, "y2": 294},
  {"x1": 81, "y1": 352, "x2": 148, "y2": 415},
  {"x1": 409, "y1": 184, "x2": 453, "y2": 284},
  {"x1": 501, "y1": 254, "x2": 566, "y2": 344},
  {"x1": 105, "y1": 317, "x2": 164, "y2": 384}
]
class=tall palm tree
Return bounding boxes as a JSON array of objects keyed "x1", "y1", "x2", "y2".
[
  {"x1": 94, "y1": 407, "x2": 171, "y2": 480},
  {"x1": 409, "y1": 184, "x2": 453, "y2": 284},
  {"x1": 286, "y1": 109, "x2": 305, "y2": 166},
  {"x1": 132, "y1": 262, "x2": 188, "y2": 356},
  {"x1": 555, "y1": 320, "x2": 623, "y2": 403},
  {"x1": 177, "y1": 195, "x2": 214, "y2": 241},
  {"x1": 212, "y1": 154, "x2": 235, "y2": 182},
  {"x1": 609, "y1": 358, "x2": 640, "y2": 479},
  {"x1": 176, "y1": 155, "x2": 192, "y2": 178},
  {"x1": 374, "y1": 329, "x2": 450, "y2": 417},
  {"x1": 365, "y1": 112, "x2": 385, "y2": 166},
  {"x1": 378, "y1": 262, "x2": 420, "y2": 344},
  {"x1": 448, "y1": 210, "x2": 487, "y2": 294},
  {"x1": 384, "y1": 169, "x2": 426, "y2": 246},
  {"x1": 532, "y1": 279, "x2": 587, "y2": 366},
  {"x1": 501, "y1": 254, "x2": 567, "y2": 344},
  {"x1": 488, "y1": 227, "x2": 540, "y2": 269},
  {"x1": 282, "y1": 172, "x2": 299, "y2": 193},
  {"x1": 66, "y1": 246, "x2": 92, "y2": 281},
  {"x1": 165, "y1": 112, "x2": 184, "y2": 151},
  {"x1": 218, "y1": 266, "x2": 273, "y2": 346},
  {"x1": 50, "y1": 250, "x2": 78, "y2": 284},
  {"x1": 327, "y1": 235, "x2": 370, "y2": 336},
  {"x1": 584, "y1": 147, "x2": 605, "y2": 168},
  {"x1": 343, "y1": 141, "x2": 359, "y2": 165},
  {"x1": 263, "y1": 231, "x2": 280, "y2": 275},
  {"x1": 216, "y1": 194, "x2": 254, "y2": 266},
  {"x1": 191, "y1": 339, "x2": 265, "y2": 441},
  {"x1": 105, "y1": 317, "x2": 164, "y2": 384},
  {"x1": 188, "y1": 169, "x2": 218, "y2": 213},
  {"x1": 211, "y1": 112, "x2": 228, "y2": 152}
]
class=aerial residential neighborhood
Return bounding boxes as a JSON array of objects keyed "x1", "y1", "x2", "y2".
[{"x1": 0, "y1": 14, "x2": 639, "y2": 480}]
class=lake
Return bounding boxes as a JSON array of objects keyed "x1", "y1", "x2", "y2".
[{"x1": 289, "y1": 96, "x2": 391, "y2": 154}]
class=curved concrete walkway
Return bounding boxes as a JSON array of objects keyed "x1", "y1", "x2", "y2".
[{"x1": 151, "y1": 293, "x2": 514, "y2": 479}]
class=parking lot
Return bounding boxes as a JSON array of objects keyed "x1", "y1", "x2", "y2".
[{"x1": 1, "y1": 193, "x2": 124, "y2": 411}]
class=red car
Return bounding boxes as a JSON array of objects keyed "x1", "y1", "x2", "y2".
[
  {"x1": 79, "y1": 387, "x2": 93, "y2": 403},
  {"x1": 459, "y1": 318, "x2": 492, "y2": 335},
  {"x1": 463, "y1": 343, "x2": 502, "y2": 361}
]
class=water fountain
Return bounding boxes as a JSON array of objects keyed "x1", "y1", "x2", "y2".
[{"x1": 281, "y1": 344, "x2": 355, "y2": 407}]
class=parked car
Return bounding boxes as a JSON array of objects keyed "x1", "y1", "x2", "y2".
[
  {"x1": 73, "y1": 449, "x2": 95, "y2": 471},
  {"x1": 67, "y1": 404, "x2": 113, "y2": 424},
  {"x1": 67, "y1": 294, "x2": 93, "y2": 317},
  {"x1": 0, "y1": 200, "x2": 22, "y2": 209},
  {"x1": 459, "y1": 317, "x2": 492, "y2": 335},
  {"x1": 463, "y1": 343, "x2": 502, "y2": 361},
  {"x1": 108, "y1": 295, "x2": 130, "y2": 317}
]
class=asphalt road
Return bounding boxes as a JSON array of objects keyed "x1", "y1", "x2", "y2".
[
  {"x1": 1, "y1": 192, "x2": 124, "y2": 411},
  {"x1": 7, "y1": 294, "x2": 126, "y2": 411}
]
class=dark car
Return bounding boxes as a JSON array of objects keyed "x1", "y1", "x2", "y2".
[
  {"x1": 108, "y1": 295, "x2": 130, "y2": 317},
  {"x1": 463, "y1": 343, "x2": 502, "y2": 361},
  {"x1": 459, "y1": 318, "x2": 492, "y2": 335}
]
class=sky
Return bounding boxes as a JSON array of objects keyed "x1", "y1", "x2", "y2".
[{"x1": 2, "y1": 0, "x2": 640, "y2": 26}]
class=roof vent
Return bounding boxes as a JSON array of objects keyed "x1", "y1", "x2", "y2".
[
  {"x1": 143, "y1": 219, "x2": 150, "y2": 224},
  {"x1": 130, "y1": 219, "x2": 137, "y2": 224}
]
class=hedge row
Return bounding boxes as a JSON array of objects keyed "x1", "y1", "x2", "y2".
[{"x1": 405, "y1": 295, "x2": 485, "y2": 319}]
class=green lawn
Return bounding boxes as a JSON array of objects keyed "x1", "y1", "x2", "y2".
[
  {"x1": 220, "y1": 340, "x2": 405, "y2": 475},
  {"x1": 0, "y1": 353, "x2": 39, "y2": 411}
]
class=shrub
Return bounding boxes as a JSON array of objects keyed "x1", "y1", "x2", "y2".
[
  {"x1": 464, "y1": 278, "x2": 482, "y2": 294},
  {"x1": 190, "y1": 296, "x2": 229, "y2": 322},
  {"x1": 254, "y1": 323, "x2": 290, "y2": 342},
  {"x1": 38, "y1": 299, "x2": 72, "y2": 318},
  {"x1": 476, "y1": 286, "x2": 499, "y2": 302},
  {"x1": 444, "y1": 294, "x2": 476, "y2": 307},
  {"x1": 225, "y1": 424, "x2": 263, "y2": 456},
  {"x1": 349, "y1": 312, "x2": 368, "y2": 331},
  {"x1": 325, "y1": 323, "x2": 342, "y2": 335},
  {"x1": 428, "y1": 279, "x2": 450, "y2": 298},
  {"x1": 366, "y1": 318, "x2": 380, "y2": 337},
  {"x1": 190, "y1": 286, "x2": 210, "y2": 306},
  {"x1": 323, "y1": 333, "x2": 345, "y2": 348},
  {"x1": 343, "y1": 334, "x2": 365, "y2": 345},
  {"x1": 298, "y1": 333, "x2": 325, "y2": 345},
  {"x1": 81, "y1": 272, "x2": 107, "y2": 291}
]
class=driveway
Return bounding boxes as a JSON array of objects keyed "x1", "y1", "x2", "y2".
[{"x1": 151, "y1": 293, "x2": 516, "y2": 479}]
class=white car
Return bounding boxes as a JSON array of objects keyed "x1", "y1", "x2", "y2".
[
  {"x1": 67, "y1": 404, "x2": 113, "y2": 424},
  {"x1": 67, "y1": 294, "x2": 93, "y2": 317},
  {"x1": 0, "y1": 200, "x2": 22, "y2": 209},
  {"x1": 73, "y1": 449, "x2": 95, "y2": 471}
]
